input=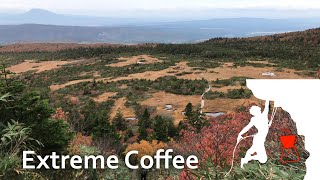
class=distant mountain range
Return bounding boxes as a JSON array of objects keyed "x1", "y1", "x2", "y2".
[
  {"x1": 0, "y1": 9, "x2": 140, "y2": 26},
  {"x1": 0, "y1": 9, "x2": 319, "y2": 44}
]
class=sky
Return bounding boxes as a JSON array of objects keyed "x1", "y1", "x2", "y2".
[{"x1": 1, "y1": 0, "x2": 320, "y2": 19}]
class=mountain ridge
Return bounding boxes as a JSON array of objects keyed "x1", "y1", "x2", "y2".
[
  {"x1": 0, "y1": 9, "x2": 137, "y2": 26},
  {"x1": 24, "y1": 8, "x2": 58, "y2": 16},
  {"x1": 204, "y1": 28, "x2": 320, "y2": 46}
]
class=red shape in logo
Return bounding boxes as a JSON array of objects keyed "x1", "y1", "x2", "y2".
[{"x1": 279, "y1": 128, "x2": 300, "y2": 164}]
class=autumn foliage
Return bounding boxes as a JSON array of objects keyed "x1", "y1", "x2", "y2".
[
  {"x1": 174, "y1": 105, "x2": 307, "y2": 178},
  {"x1": 124, "y1": 140, "x2": 166, "y2": 160},
  {"x1": 178, "y1": 110, "x2": 253, "y2": 168},
  {"x1": 51, "y1": 107, "x2": 68, "y2": 121},
  {"x1": 69, "y1": 133, "x2": 93, "y2": 155}
]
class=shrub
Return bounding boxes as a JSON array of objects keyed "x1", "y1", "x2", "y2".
[
  {"x1": 175, "y1": 106, "x2": 307, "y2": 179},
  {"x1": 153, "y1": 76, "x2": 208, "y2": 95},
  {"x1": 124, "y1": 140, "x2": 166, "y2": 160},
  {"x1": 205, "y1": 91, "x2": 225, "y2": 99},
  {"x1": 226, "y1": 88, "x2": 252, "y2": 99},
  {"x1": 68, "y1": 133, "x2": 93, "y2": 155},
  {"x1": 0, "y1": 120, "x2": 43, "y2": 178},
  {"x1": 214, "y1": 76, "x2": 252, "y2": 87}
]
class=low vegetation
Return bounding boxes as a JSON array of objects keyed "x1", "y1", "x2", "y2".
[{"x1": 0, "y1": 29, "x2": 316, "y2": 179}]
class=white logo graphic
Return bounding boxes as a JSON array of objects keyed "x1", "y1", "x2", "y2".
[{"x1": 244, "y1": 79, "x2": 320, "y2": 180}]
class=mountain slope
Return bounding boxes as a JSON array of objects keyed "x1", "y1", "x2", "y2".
[{"x1": 204, "y1": 28, "x2": 320, "y2": 46}]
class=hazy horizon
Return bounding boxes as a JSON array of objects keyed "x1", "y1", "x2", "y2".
[
  {"x1": 1, "y1": 0, "x2": 320, "y2": 20},
  {"x1": 1, "y1": 0, "x2": 319, "y2": 44}
]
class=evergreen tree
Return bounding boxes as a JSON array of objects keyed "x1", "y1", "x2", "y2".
[
  {"x1": 153, "y1": 116, "x2": 167, "y2": 141},
  {"x1": 153, "y1": 115, "x2": 178, "y2": 142},
  {"x1": 177, "y1": 121, "x2": 187, "y2": 132},
  {"x1": 113, "y1": 110, "x2": 127, "y2": 131},
  {"x1": 32, "y1": 119, "x2": 73, "y2": 154},
  {"x1": 138, "y1": 109, "x2": 151, "y2": 140},
  {"x1": 188, "y1": 109, "x2": 208, "y2": 132},
  {"x1": 167, "y1": 117, "x2": 178, "y2": 138},
  {"x1": 125, "y1": 129, "x2": 134, "y2": 141},
  {"x1": 184, "y1": 103, "x2": 208, "y2": 132},
  {"x1": 184, "y1": 102, "x2": 194, "y2": 120},
  {"x1": 138, "y1": 125, "x2": 148, "y2": 141},
  {"x1": 140, "y1": 109, "x2": 151, "y2": 128},
  {"x1": 0, "y1": 67, "x2": 72, "y2": 154},
  {"x1": 82, "y1": 100, "x2": 100, "y2": 134},
  {"x1": 93, "y1": 109, "x2": 115, "y2": 139}
]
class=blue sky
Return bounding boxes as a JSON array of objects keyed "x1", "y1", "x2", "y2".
[{"x1": 1, "y1": 0, "x2": 320, "y2": 19}]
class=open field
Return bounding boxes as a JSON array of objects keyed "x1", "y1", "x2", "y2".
[
  {"x1": 92, "y1": 92, "x2": 117, "y2": 103},
  {"x1": 110, "y1": 97, "x2": 136, "y2": 120},
  {"x1": 8, "y1": 59, "x2": 80, "y2": 74},
  {"x1": 46, "y1": 59, "x2": 308, "y2": 91},
  {"x1": 108, "y1": 55, "x2": 163, "y2": 67},
  {"x1": 141, "y1": 91, "x2": 258, "y2": 124},
  {"x1": 4, "y1": 52, "x2": 313, "y2": 123},
  {"x1": 2, "y1": 29, "x2": 319, "y2": 125}
]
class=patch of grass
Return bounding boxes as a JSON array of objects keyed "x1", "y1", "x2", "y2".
[
  {"x1": 192, "y1": 67, "x2": 207, "y2": 71},
  {"x1": 205, "y1": 91, "x2": 225, "y2": 99},
  {"x1": 226, "y1": 88, "x2": 252, "y2": 99},
  {"x1": 214, "y1": 76, "x2": 252, "y2": 86},
  {"x1": 187, "y1": 60, "x2": 220, "y2": 68},
  {"x1": 205, "y1": 88, "x2": 252, "y2": 99},
  {"x1": 153, "y1": 76, "x2": 208, "y2": 95},
  {"x1": 176, "y1": 71, "x2": 193, "y2": 76}
]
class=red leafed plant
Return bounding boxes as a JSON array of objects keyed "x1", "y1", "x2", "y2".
[
  {"x1": 174, "y1": 105, "x2": 307, "y2": 179},
  {"x1": 178, "y1": 110, "x2": 254, "y2": 168},
  {"x1": 51, "y1": 107, "x2": 68, "y2": 121}
]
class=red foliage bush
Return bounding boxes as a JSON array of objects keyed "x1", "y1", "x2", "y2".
[
  {"x1": 179, "y1": 110, "x2": 253, "y2": 168},
  {"x1": 175, "y1": 105, "x2": 306, "y2": 174},
  {"x1": 51, "y1": 107, "x2": 68, "y2": 121}
]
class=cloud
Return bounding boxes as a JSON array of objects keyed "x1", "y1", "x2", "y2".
[{"x1": 1, "y1": 0, "x2": 320, "y2": 9}]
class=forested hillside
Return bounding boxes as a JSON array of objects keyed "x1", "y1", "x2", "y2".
[
  {"x1": 1, "y1": 28, "x2": 319, "y2": 71},
  {"x1": 206, "y1": 28, "x2": 320, "y2": 46}
]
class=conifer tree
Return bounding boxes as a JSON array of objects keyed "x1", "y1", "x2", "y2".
[
  {"x1": 113, "y1": 110, "x2": 127, "y2": 131},
  {"x1": 184, "y1": 102, "x2": 194, "y2": 120},
  {"x1": 138, "y1": 109, "x2": 151, "y2": 140}
]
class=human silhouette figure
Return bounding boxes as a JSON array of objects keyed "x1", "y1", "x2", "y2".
[
  {"x1": 140, "y1": 168, "x2": 148, "y2": 180},
  {"x1": 237, "y1": 100, "x2": 270, "y2": 168}
]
